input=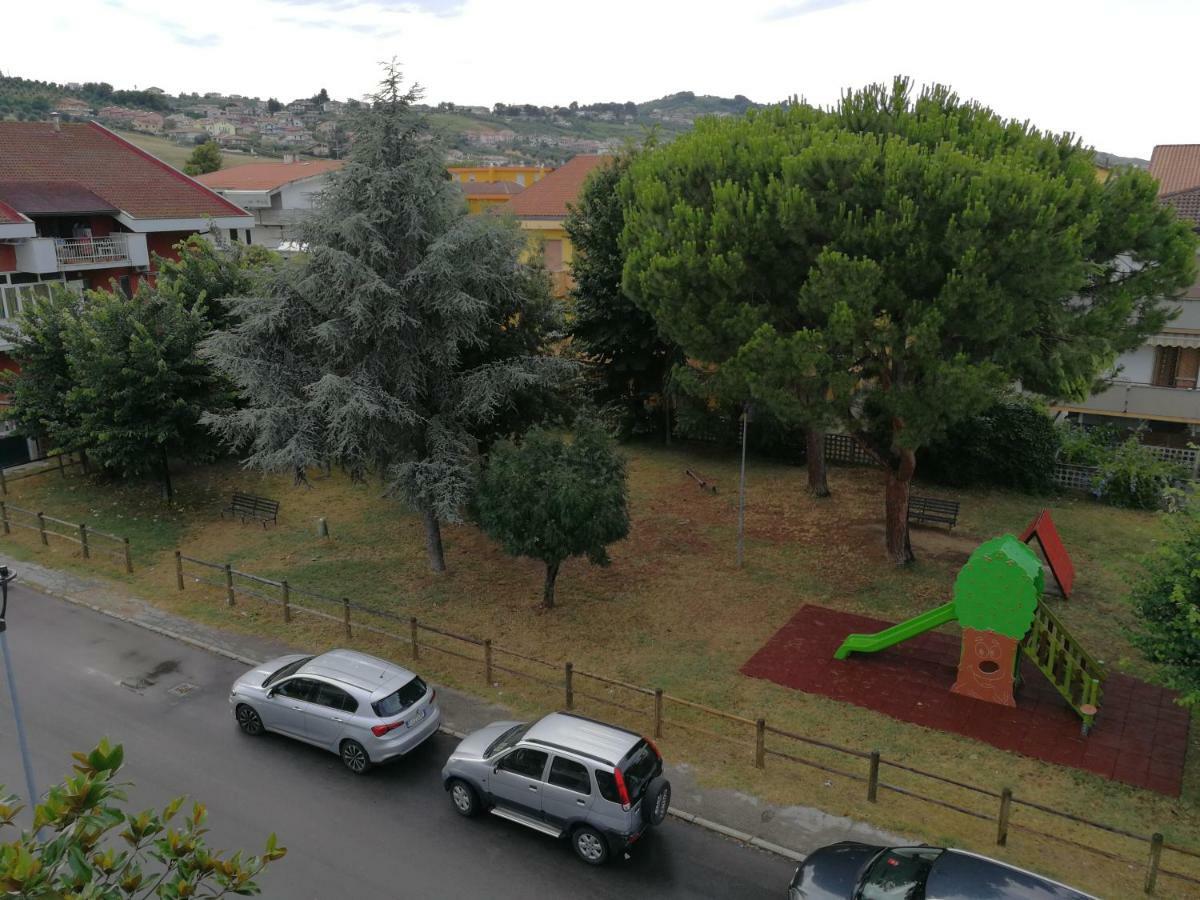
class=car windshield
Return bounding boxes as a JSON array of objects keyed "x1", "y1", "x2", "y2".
[
  {"x1": 856, "y1": 848, "x2": 939, "y2": 900},
  {"x1": 485, "y1": 723, "x2": 531, "y2": 758},
  {"x1": 620, "y1": 740, "x2": 660, "y2": 801},
  {"x1": 372, "y1": 676, "x2": 427, "y2": 717},
  {"x1": 263, "y1": 657, "x2": 312, "y2": 688}
]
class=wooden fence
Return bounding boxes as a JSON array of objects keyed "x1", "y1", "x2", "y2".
[
  {"x1": 0, "y1": 501, "x2": 132, "y2": 572},
  {"x1": 0, "y1": 452, "x2": 85, "y2": 495},
  {"x1": 174, "y1": 551, "x2": 1198, "y2": 896}
]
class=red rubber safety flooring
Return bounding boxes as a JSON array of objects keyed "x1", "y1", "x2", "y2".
[{"x1": 741, "y1": 605, "x2": 1190, "y2": 796}]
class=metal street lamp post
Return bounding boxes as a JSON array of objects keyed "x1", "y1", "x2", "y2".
[{"x1": 0, "y1": 565, "x2": 40, "y2": 822}]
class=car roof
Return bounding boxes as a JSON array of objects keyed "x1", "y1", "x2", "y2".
[
  {"x1": 928, "y1": 849, "x2": 1098, "y2": 900},
  {"x1": 524, "y1": 712, "x2": 642, "y2": 767},
  {"x1": 299, "y1": 649, "x2": 416, "y2": 698}
]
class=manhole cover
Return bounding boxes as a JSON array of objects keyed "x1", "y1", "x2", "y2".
[{"x1": 168, "y1": 682, "x2": 199, "y2": 697}]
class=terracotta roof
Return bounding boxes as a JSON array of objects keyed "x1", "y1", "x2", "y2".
[
  {"x1": 1149, "y1": 145, "x2": 1200, "y2": 196},
  {"x1": 0, "y1": 180, "x2": 117, "y2": 215},
  {"x1": 195, "y1": 159, "x2": 343, "y2": 192},
  {"x1": 459, "y1": 181, "x2": 525, "y2": 198},
  {"x1": 504, "y1": 154, "x2": 609, "y2": 219},
  {"x1": 0, "y1": 198, "x2": 29, "y2": 226},
  {"x1": 1162, "y1": 186, "x2": 1200, "y2": 228},
  {"x1": 0, "y1": 121, "x2": 248, "y2": 220}
]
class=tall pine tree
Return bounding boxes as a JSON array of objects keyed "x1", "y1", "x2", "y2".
[{"x1": 203, "y1": 65, "x2": 568, "y2": 572}]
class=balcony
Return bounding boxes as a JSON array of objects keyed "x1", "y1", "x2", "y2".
[
  {"x1": 13, "y1": 234, "x2": 149, "y2": 274},
  {"x1": 1056, "y1": 381, "x2": 1200, "y2": 424}
]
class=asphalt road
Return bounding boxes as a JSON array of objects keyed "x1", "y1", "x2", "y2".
[{"x1": 0, "y1": 582, "x2": 796, "y2": 898}]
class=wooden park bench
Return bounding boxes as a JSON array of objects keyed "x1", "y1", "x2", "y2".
[
  {"x1": 907, "y1": 495, "x2": 959, "y2": 530},
  {"x1": 685, "y1": 468, "x2": 718, "y2": 494},
  {"x1": 221, "y1": 492, "x2": 280, "y2": 528}
]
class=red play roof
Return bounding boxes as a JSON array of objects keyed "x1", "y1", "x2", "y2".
[
  {"x1": 0, "y1": 121, "x2": 248, "y2": 221},
  {"x1": 504, "y1": 154, "x2": 609, "y2": 218},
  {"x1": 0, "y1": 198, "x2": 29, "y2": 226},
  {"x1": 195, "y1": 159, "x2": 344, "y2": 192}
]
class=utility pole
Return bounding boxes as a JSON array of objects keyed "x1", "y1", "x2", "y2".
[
  {"x1": 737, "y1": 403, "x2": 751, "y2": 568},
  {"x1": 0, "y1": 565, "x2": 39, "y2": 826}
]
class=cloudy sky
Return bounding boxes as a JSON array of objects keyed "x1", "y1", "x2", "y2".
[{"x1": 9, "y1": 0, "x2": 1194, "y2": 157}]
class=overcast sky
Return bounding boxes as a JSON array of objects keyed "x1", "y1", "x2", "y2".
[{"x1": 9, "y1": 0, "x2": 1194, "y2": 158}]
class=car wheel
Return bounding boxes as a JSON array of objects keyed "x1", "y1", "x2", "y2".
[
  {"x1": 643, "y1": 777, "x2": 671, "y2": 827},
  {"x1": 448, "y1": 779, "x2": 479, "y2": 818},
  {"x1": 340, "y1": 739, "x2": 371, "y2": 775},
  {"x1": 572, "y1": 825, "x2": 610, "y2": 866},
  {"x1": 235, "y1": 704, "x2": 264, "y2": 736}
]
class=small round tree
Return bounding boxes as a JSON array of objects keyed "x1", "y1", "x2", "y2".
[{"x1": 477, "y1": 423, "x2": 629, "y2": 609}]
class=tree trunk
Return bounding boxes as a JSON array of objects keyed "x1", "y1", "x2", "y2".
[
  {"x1": 806, "y1": 428, "x2": 830, "y2": 498},
  {"x1": 542, "y1": 561, "x2": 560, "y2": 609},
  {"x1": 951, "y1": 628, "x2": 1019, "y2": 707},
  {"x1": 160, "y1": 446, "x2": 174, "y2": 504},
  {"x1": 420, "y1": 506, "x2": 446, "y2": 573},
  {"x1": 884, "y1": 447, "x2": 916, "y2": 565},
  {"x1": 79, "y1": 449, "x2": 90, "y2": 475}
]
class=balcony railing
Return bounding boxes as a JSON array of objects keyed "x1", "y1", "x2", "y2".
[
  {"x1": 54, "y1": 234, "x2": 129, "y2": 267},
  {"x1": 1057, "y1": 380, "x2": 1200, "y2": 423}
]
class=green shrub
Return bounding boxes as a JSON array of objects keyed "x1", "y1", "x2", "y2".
[
  {"x1": 1092, "y1": 436, "x2": 1187, "y2": 510},
  {"x1": 918, "y1": 393, "x2": 1061, "y2": 492},
  {"x1": 1057, "y1": 423, "x2": 1122, "y2": 466}
]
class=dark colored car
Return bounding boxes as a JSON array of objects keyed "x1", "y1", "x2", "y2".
[{"x1": 788, "y1": 842, "x2": 1097, "y2": 900}]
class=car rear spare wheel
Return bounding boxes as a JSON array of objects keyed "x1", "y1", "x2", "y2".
[{"x1": 643, "y1": 776, "x2": 671, "y2": 827}]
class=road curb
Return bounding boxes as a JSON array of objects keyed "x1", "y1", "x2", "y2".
[{"x1": 19, "y1": 576, "x2": 809, "y2": 867}]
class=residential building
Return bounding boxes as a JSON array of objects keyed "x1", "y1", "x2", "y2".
[
  {"x1": 448, "y1": 165, "x2": 549, "y2": 187},
  {"x1": 1052, "y1": 145, "x2": 1200, "y2": 443},
  {"x1": 0, "y1": 120, "x2": 251, "y2": 463},
  {"x1": 460, "y1": 180, "x2": 525, "y2": 214},
  {"x1": 130, "y1": 112, "x2": 164, "y2": 134},
  {"x1": 195, "y1": 158, "x2": 342, "y2": 251},
  {"x1": 203, "y1": 120, "x2": 237, "y2": 137},
  {"x1": 500, "y1": 154, "x2": 609, "y2": 296}
]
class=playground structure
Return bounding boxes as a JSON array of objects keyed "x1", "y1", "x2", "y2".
[{"x1": 835, "y1": 527, "x2": 1104, "y2": 733}]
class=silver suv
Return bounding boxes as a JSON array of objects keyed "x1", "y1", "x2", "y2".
[
  {"x1": 229, "y1": 649, "x2": 441, "y2": 774},
  {"x1": 441, "y1": 712, "x2": 671, "y2": 865}
]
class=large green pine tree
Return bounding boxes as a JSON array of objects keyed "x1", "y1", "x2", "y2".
[
  {"x1": 622, "y1": 78, "x2": 1197, "y2": 563},
  {"x1": 203, "y1": 65, "x2": 569, "y2": 572}
]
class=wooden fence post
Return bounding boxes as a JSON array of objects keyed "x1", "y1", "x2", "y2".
[
  {"x1": 174, "y1": 550, "x2": 184, "y2": 591},
  {"x1": 224, "y1": 564, "x2": 235, "y2": 606},
  {"x1": 342, "y1": 597, "x2": 351, "y2": 638},
  {"x1": 1, "y1": 467, "x2": 8, "y2": 495},
  {"x1": 565, "y1": 662, "x2": 574, "y2": 710},
  {"x1": 410, "y1": 616, "x2": 419, "y2": 660},
  {"x1": 997, "y1": 787, "x2": 1013, "y2": 847},
  {"x1": 867, "y1": 750, "x2": 881, "y2": 803},
  {"x1": 653, "y1": 688, "x2": 663, "y2": 739},
  {"x1": 483, "y1": 639, "x2": 493, "y2": 686},
  {"x1": 36, "y1": 512, "x2": 47, "y2": 546},
  {"x1": 57, "y1": 454, "x2": 65, "y2": 479},
  {"x1": 281, "y1": 579, "x2": 291, "y2": 623},
  {"x1": 755, "y1": 718, "x2": 766, "y2": 769},
  {"x1": 0, "y1": 501, "x2": 10, "y2": 535},
  {"x1": 78, "y1": 523, "x2": 89, "y2": 560},
  {"x1": 1144, "y1": 832, "x2": 1164, "y2": 895},
  {"x1": 122, "y1": 537, "x2": 132, "y2": 574}
]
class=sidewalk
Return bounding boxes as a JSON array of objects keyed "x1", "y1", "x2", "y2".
[{"x1": 0, "y1": 551, "x2": 904, "y2": 861}]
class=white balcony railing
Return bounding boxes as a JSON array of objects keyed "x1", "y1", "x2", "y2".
[
  {"x1": 54, "y1": 234, "x2": 129, "y2": 267},
  {"x1": 1058, "y1": 380, "x2": 1200, "y2": 424}
]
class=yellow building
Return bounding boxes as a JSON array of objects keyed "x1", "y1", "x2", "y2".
[
  {"x1": 448, "y1": 165, "x2": 550, "y2": 187},
  {"x1": 459, "y1": 181, "x2": 526, "y2": 214},
  {"x1": 501, "y1": 155, "x2": 609, "y2": 296}
]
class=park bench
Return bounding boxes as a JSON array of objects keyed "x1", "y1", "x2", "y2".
[
  {"x1": 221, "y1": 492, "x2": 280, "y2": 528},
  {"x1": 685, "y1": 468, "x2": 718, "y2": 494},
  {"x1": 907, "y1": 495, "x2": 959, "y2": 530}
]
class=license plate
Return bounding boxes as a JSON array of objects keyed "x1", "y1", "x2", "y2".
[{"x1": 407, "y1": 707, "x2": 426, "y2": 728}]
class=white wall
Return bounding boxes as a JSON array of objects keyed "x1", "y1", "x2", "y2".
[
  {"x1": 277, "y1": 175, "x2": 331, "y2": 211},
  {"x1": 1115, "y1": 344, "x2": 1156, "y2": 384}
]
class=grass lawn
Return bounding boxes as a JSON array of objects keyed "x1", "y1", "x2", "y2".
[
  {"x1": 113, "y1": 129, "x2": 270, "y2": 172},
  {"x1": 2, "y1": 443, "x2": 1196, "y2": 897}
]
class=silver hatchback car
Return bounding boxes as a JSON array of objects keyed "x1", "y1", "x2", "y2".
[
  {"x1": 229, "y1": 649, "x2": 441, "y2": 774},
  {"x1": 441, "y1": 712, "x2": 671, "y2": 865}
]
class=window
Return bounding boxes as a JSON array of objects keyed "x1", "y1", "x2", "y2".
[
  {"x1": 485, "y1": 723, "x2": 530, "y2": 758},
  {"x1": 264, "y1": 656, "x2": 313, "y2": 687},
  {"x1": 857, "y1": 847, "x2": 940, "y2": 900},
  {"x1": 1154, "y1": 346, "x2": 1181, "y2": 387},
  {"x1": 312, "y1": 682, "x2": 358, "y2": 713},
  {"x1": 229, "y1": 228, "x2": 240, "y2": 243},
  {"x1": 542, "y1": 239, "x2": 564, "y2": 273},
  {"x1": 274, "y1": 677, "x2": 319, "y2": 702},
  {"x1": 117, "y1": 275, "x2": 132, "y2": 298},
  {"x1": 497, "y1": 748, "x2": 548, "y2": 779},
  {"x1": 620, "y1": 741, "x2": 660, "y2": 801},
  {"x1": 372, "y1": 676, "x2": 427, "y2": 717},
  {"x1": 595, "y1": 769, "x2": 621, "y2": 804},
  {"x1": 548, "y1": 757, "x2": 591, "y2": 795}
]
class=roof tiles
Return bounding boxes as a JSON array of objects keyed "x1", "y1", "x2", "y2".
[
  {"x1": 195, "y1": 159, "x2": 343, "y2": 192},
  {"x1": 0, "y1": 121, "x2": 248, "y2": 220},
  {"x1": 504, "y1": 154, "x2": 609, "y2": 219},
  {"x1": 1149, "y1": 145, "x2": 1200, "y2": 197}
]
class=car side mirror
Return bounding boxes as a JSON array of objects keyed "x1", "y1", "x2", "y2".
[
  {"x1": 266, "y1": 689, "x2": 276, "y2": 698},
  {"x1": 493, "y1": 764, "x2": 501, "y2": 774}
]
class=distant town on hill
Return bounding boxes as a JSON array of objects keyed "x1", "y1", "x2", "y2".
[{"x1": 0, "y1": 72, "x2": 1148, "y2": 171}]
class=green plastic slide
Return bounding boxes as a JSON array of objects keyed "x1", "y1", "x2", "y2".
[{"x1": 833, "y1": 601, "x2": 957, "y2": 660}]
